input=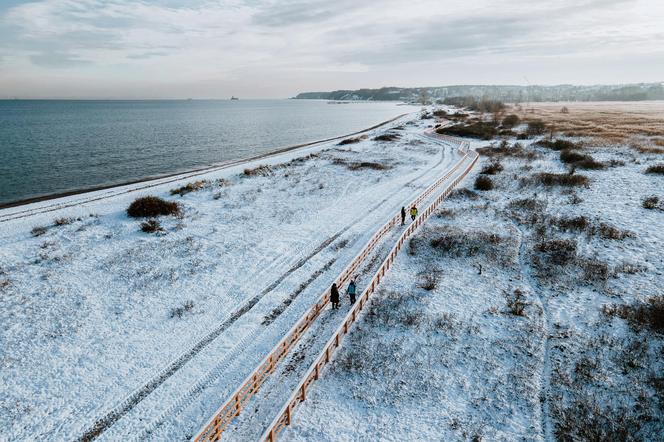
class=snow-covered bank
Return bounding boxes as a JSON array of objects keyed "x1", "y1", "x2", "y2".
[
  {"x1": 0, "y1": 111, "x2": 468, "y2": 440},
  {"x1": 283, "y1": 127, "x2": 664, "y2": 441}
]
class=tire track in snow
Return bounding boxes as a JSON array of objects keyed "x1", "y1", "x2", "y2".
[{"x1": 75, "y1": 133, "x2": 454, "y2": 441}]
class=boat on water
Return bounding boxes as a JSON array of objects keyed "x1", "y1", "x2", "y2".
[{"x1": 230, "y1": 96, "x2": 239, "y2": 100}]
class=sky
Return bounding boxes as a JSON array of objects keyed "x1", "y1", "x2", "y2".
[{"x1": 0, "y1": 0, "x2": 663, "y2": 99}]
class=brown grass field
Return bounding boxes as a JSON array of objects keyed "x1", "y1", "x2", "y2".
[{"x1": 509, "y1": 101, "x2": 664, "y2": 150}]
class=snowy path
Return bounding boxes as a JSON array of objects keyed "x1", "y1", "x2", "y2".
[{"x1": 0, "y1": 112, "x2": 466, "y2": 441}]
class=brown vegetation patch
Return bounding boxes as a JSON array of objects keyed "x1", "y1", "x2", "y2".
[
  {"x1": 603, "y1": 296, "x2": 664, "y2": 333},
  {"x1": 527, "y1": 172, "x2": 589, "y2": 187},
  {"x1": 170, "y1": 180, "x2": 210, "y2": 196},
  {"x1": 127, "y1": 196, "x2": 180, "y2": 218},
  {"x1": 645, "y1": 163, "x2": 664, "y2": 174},
  {"x1": 474, "y1": 176, "x2": 493, "y2": 191}
]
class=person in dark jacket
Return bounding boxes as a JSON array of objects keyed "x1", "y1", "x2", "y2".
[
  {"x1": 347, "y1": 279, "x2": 357, "y2": 304},
  {"x1": 400, "y1": 206, "x2": 406, "y2": 225},
  {"x1": 330, "y1": 283, "x2": 340, "y2": 309}
]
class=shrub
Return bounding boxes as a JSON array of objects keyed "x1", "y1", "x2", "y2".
[
  {"x1": 535, "y1": 239, "x2": 577, "y2": 265},
  {"x1": 54, "y1": 217, "x2": 73, "y2": 226},
  {"x1": 170, "y1": 180, "x2": 209, "y2": 196},
  {"x1": 170, "y1": 300, "x2": 195, "y2": 319},
  {"x1": 502, "y1": 114, "x2": 520, "y2": 128},
  {"x1": 474, "y1": 176, "x2": 493, "y2": 191},
  {"x1": 642, "y1": 195, "x2": 660, "y2": 209},
  {"x1": 574, "y1": 158, "x2": 605, "y2": 170},
  {"x1": 480, "y1": 162, "x2": 503, "y2": 175},
  {"x1": 552, "y1": 216, "x2": 589, "y2": 232},
  {"x1": 526, "y1": 120, "x2": 547, "y2": 135},
  {"x1": 373, "y1": 133, "x2": 400, "y2": 142},
  {"x1": 580, "y1": 258, "x2": 610, "y2": 282},
  {"x1": 438, "y1": 122, "x2": 498, "y2": 140},
  {"x1": 338, "y1": 137, "x2": 361, "y2": 145},
  {"x1": 596, "y1": 223, "x2": 633, "y2": 240},
  {"x1": 127, "y1": 196, "x2": 180, "y2": 218},
  {"x1": 347, "y1": 161, "x2": 390, "y2": 171},
  {"x1": 645, "y1": 163, "x2": 664, "y2": 174},
  {"x1": 516, "y1": 133, "x2": 529, "y2": 140},
  {"x1": 537, "y1": 139, "x2": 577, "y2": 151},
  {"x1": 603, "y1": 296, "x2": 664, "y2": 333},
  {"x1": 531, "y1": 172, "x2": 589, "y2": 187},
  {"x1": 432, "y1": 109, "x2": 448, "y2": 117},
  {"x1": 560, "y1": 106, "x2": 569, "y2": 114},
  {"x1": 508, "y1": 198, "x2": 546, "y2": 212},
  {"x1": 140, "y1": 219, "x2": 163, "y2": 233},
  {"x1": 243, "y1": 165, "x2": 273, "y2": 176},
  {"x1": 417, "y1": 271, "x2": 439, "y2": 291},
  {"x1": 506, "y1": 288, "x2": 526, "y2": 316},
  {"x1": 31, "y1": 226, "x2": 47, "y2": 237},
  {"x1": 559, "y1": 149, "x2": 587, "y2": 164},
  {"x1": 448, "y1": 188, "x2": 480, "y2": 200}
]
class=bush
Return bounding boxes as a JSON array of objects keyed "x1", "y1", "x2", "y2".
[
  {"x1": 347, "y1": 161, "x2": 390, "y2": 171},
  {"x1": 170, "y1": 300, "x2": 195, "y2": 319},
  {"x1": 642, "y1": 195, "x2": 660, "y2": 209},
  {"x1": 448, "y1": 188, "x2": 480, "y2": 200},
  {"x1": 438, "y1": 122, "x2": 498, "y2": 140},
  {"x1": 170, "y1": 180, "x2": 209, "y2": 196},
  {"x1": 516, "y1": 133, "x2": 529, "y2": 140},
  {"x1": 531, "y1": 172, "x2": 589, "y2": 187},
  {"x1": 535, "y1": 239, "x2": 577, "y2": 265},
  {"x1": 480, "y1": 162, "x2": 503, "y2": 175},
  {"x1": 553, "y1": 216, "x2": 589, "y2": 231},
  {"x1": 645, "y1": 163, "x2": 664, "y2": 174},
  {"x1": 580, "y1": 258, "x2": 609, "y2": 282},
  {"x1": 596, "y1": 223, "x2": 633, "y2": 240},
  {"x1": 338, "y1": 137, "x2": 361, "y2": 145},
  {"x1": 526, "y1": 120, "x2": 547, "y2": 135},
  {"x1": 604, "y1": 296, "x2": 664, "y2": 333},
  {"x1": 31, "y1": 226, "x2": 47, "y2": 237},
  {"x1": 474, "y1": 176, "x2": 493, "y2": 191},
  {"x1": 417, "y1": 271, "x2": 439, "y2": 291},
  {"x1": 506, "y1": 288, "x2": 526, "y2": 316},
  {"x1": 127, "y1": 196, "x2": 180, "y2": 218},
  {"x1": 54, "y1": 217, "x2": 73, "y2": 226},
  {"x1": 537, "y1": 139, "x2": 577, "y2": 151},
  {"x1": 502, "y1": 114, "x2": 520, "y2": 128},
  {"x1": 140, "y1": 219, "x2": 163, "y2": 233},
  {"x1": 573, "y1": 158, "x2": 606, "y2": 170},
  {"x1": 432, "y1": 109, "x2": 448, "y2": 117},
  {"x1": 560, "y1": 106, "x2": 569, "y2": 114},
  {"x1": 243, "y1": 165, "x2": 273, "y2": 176},
  {"x1": 373, "y1": 133, "x2": 400, "y2": 142},
  {"x1": 559, "y1": 149, "x2": 587, "y2": 163}
]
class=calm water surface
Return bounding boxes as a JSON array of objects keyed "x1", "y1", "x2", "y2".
[{"x1": 0, "y1": 99, "x2": 417, "y2": 205}]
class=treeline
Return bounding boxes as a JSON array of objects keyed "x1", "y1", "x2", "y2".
[{"x1": 294, "y1": 82, "x2": 664, "y2": 103}]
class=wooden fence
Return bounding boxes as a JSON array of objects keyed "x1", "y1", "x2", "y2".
[
  {"x1": 259, "y1": 146, "x2": 479, "y2": 442},
  {"x1": 192, "y1": 136, "x2": 475, "y2": 442}
]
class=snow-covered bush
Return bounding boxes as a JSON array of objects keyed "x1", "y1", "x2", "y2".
[
  {"x1": 474, "y1": 175, "x2": 493, "y2": 191},
  {"x1": 127, "y1": 196, "x2": 180, "y2": 218}
]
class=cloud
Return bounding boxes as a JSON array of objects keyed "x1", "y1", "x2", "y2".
[{"x1": 0, "y1": 0, "x2": 662, "y2": 97}]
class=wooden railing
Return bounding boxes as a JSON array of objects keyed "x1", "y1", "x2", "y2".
[
  {"x1": 192, "y1": 135, "x2": 474, "y2": 442},
  {"x1": 260, "y1": 145, "x2": 478, "y2": 442}
]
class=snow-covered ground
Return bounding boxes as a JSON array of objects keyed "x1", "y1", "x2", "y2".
[
  {"x1": 283, "y1": 127, "x2": 664, "y2": 440},
  {"x1": 0, "y1": 111, "x2": 470, "y2": 440}
]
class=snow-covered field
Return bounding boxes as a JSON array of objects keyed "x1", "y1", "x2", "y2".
[
  {"x1": 283, "y1": 123, "x2": 664, "y2": 441},
  {"x1": 0, "y1": 111, "x2": 470, "y2": 440}
]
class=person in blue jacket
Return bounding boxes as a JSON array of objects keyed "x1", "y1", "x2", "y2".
[{"x1": 347, "y1": 279, "x2": 357, "y2": 304}]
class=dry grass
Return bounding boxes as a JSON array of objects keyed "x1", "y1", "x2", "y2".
[
  {"x1": 511, "y1": 101, "x2": 664, "y2": 142},
  {"x1": 127, "y1": 196, "x2": 180, "y2": 218}
]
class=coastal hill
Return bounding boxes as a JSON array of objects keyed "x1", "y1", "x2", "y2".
[{"x1": 294, "y1": 82, "x2": 664, "y2": 102}]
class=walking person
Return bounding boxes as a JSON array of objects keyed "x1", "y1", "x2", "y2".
[
  {"x1": 330, "y1": 283, "x2": 340, "y2": 310},
  {"x1": 347, "y1": 279, "x2": 357, "y2": 304},
  {"x1": 400, "y1": 206, "x2": 406, "y2": 225},
  {"x1": 410, "y1": 205, "x2": 418, "y2": 221}
]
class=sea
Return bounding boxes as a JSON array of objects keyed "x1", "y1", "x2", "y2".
[{"x1": 0, "y1": 99, "x2": 418, "y2": 206}]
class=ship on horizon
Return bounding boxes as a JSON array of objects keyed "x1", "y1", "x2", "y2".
[{"x1": 230, "y1": 96, "x2": 239, "y2": 100}]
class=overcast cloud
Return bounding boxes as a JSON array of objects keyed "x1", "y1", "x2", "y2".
[{"x1": 0, "y1": 0, "x2": 662, "y2": 98}]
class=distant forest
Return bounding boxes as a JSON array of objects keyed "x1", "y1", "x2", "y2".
[{"x1": 294, "y1": 82, "x2": 664, "y2": 103}]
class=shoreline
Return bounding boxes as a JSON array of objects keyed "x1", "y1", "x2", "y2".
[{"x1": 0, "y1": 113, "x2": 409, "y2": 211}]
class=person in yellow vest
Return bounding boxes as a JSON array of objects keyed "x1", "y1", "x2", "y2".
[{"x1": 410, "y1": 206, "x2": 418, "y2": 221}]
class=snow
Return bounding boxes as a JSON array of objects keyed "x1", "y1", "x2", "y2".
[
  {"x1": 282, "y1": 131, "x2": 664, "y2": 441},
  {"x1": 0, "y1": 111, "x2": 469, "y2": 440}
]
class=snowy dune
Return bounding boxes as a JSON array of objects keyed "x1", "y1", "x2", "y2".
[
  {"x1": 283, "y1": 123, "x2": 664, "y2": 441},
  {"x1": 0, "y1": 111, "x2": 468, "y2": 440}
]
